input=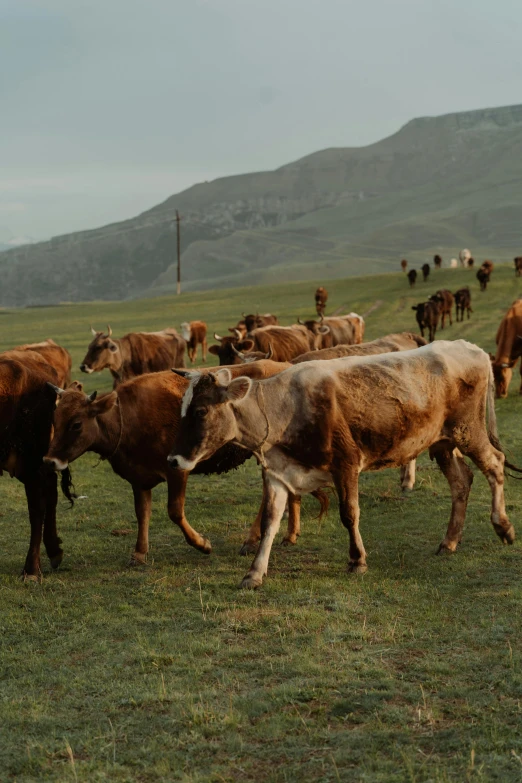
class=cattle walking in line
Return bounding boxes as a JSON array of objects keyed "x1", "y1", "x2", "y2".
[
  {"x1": 401, "y1": 259, "x2": 408, "y2": 272},
  {"x1": 314, "y1": 288, "x2": 328, "y2": 316},
  {"x1": 242, "y1": 313, "x2": 278, "y2": 335},
  {"x1": 181, "y1": 321, "x2": 207, "y2": 363},
  {"x1": 297, "y1": 313, "x2": 365, "y2": 348},
  {"x1": 454, "y1": 287, "x2": 473, "y2": 322},
  {"x1": 11, "y1": 339, "x2": 72, "y2": 387},
  {"x1": 459, "y1": 249, "x2": 472, "y2": 268},
  {"x1": 433, "y1": 255, "x2": 442, "y2": 269},
  {"x1": 490, "y1": 298, "x2": 522, "y2": 397},
  {"x1": 80, "y1": 325, "x2": 186, "y2": 386},
  {"x1": 412, "y1": 301, "x2": 440, "y2": 342},
  {"x1": 407, "y1": 270, "x2": 417, "y2": 287},
  {"x1": 430, "y1": 289, "x2": 454, "y2": 328},
  {"x1": 514, "y1": 257, "x2": 522, "y2": 277},
  {"x1": 477, "y1": 264, "x2": 492, "y2": 292},
  {"x1": 0, "y1": 353, "x2": 74, "y2": 579},
  {"x1": 422, "y1": 263, "x2": 430, "y2": 282},
  {"x1": 168, "y1": 341, "x2": 516, "y2": 589}
]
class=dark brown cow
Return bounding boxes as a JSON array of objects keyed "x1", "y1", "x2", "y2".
[
  {"x1": 482, "y1": 260, "x2": 494, "y2": 274},
  {"x1": 80, "y1": 325, "x2": 186, "y2": 386},
  {"x1": 181, "y1": 321, "x2": 207, "y2": 363},
  {"x1": 168, "y1": 341, "x2": 516, "y2": 588},
  {"x1": 433, "y1": 255, "x2": 442, "y2": 269},
  {"x1": 297, "y1": 313, "x2": 365, "y2": 348},
  {"x1": 454, "y1": 287, "x2": 472, "y2": 322},
  {"x1": 407, "y1": 269, "x2": 417, "y2": 287},
  {"x1": 315, "y1": 287, "x2": 328, "y2": 316},
  {"x1": 209, "y1": 333, "x2": 256, "y2": 365},
  {"x1": 412, "y1": 301, "x2": 440, "y2": 342},
  {"x1": 429, "y1": 289, "x2": 454, "y2": 328},
  {"x1": 12, "y1": 339, "x2": 72, "y2": 387},
  {"x1": 422, "y1": 263, "x2": 430, "y2": 282},
  {"x1": 401, "y1": 259, "x2": 408, "y2": 272},
  {"x1": 242, "y1": 313, "x2": 278, "y2": 334},
  {"x1": 468, "y1": 257, "x2": 475, "y2": 268},
  {"x1": 514, "y1": 257, "x2": 522, "y2": 277},
  {"x1": 490, "y1": 298, "x2": 522, "y2": 397},
  {"x1": 0, "y1": 353, "x2": 74, "y2": 579},
  {"x1": 477, "y1": 266, "x2": 491, "y2": 292},
  {"x1": 249, "y1": 325, "x2": 319, "y2": 362}
]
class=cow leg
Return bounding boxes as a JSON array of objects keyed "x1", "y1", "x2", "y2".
[
  {"x1": 429, "y1": 445, "x2": 473, "y2": 553},
  {"x1": 22, "y1": 475, "x2": 45, "y2": 580},
  {"x1": 202, "y1": 338, "x2": 207, "y2": 363},
  {"x1": 464, "y1": 442, "x2": 515, "y2": 544},
  {"x1": 166, "y1": 471, "x2": 212, "y2": 553},
  {"x1": 129, "y1": 485, "x2": 152, "y2": 565},
  {"x1": 240, "y1": 476, "x2": 267, "y2": 555},
  {"x1": 42, "y1": 470, "x2": 63, "y2": 569},
  {"x1": 333, "y1": 465, "x2": 366, "y2": 573},
  {"x1": 241, "y1": 475, "x2": 287, "y2": 589},
  {"x1": 281, "y1": 493, "x2": 302, "y2": 545},
  {"x1": 400, "y1": 459, "x2": 416, "y2": 491},
  {"x1": 448, "y1": 308, "x2": 453, "y2": 326}
]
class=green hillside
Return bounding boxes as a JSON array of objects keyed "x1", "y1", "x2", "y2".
[{"x1": 2, "y1": 104, "x2": 522, "y2": 306}]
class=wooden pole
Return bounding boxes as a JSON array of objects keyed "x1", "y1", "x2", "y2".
[{"x1": 176, "y1": 210, "x2": 181, "y2": 295}]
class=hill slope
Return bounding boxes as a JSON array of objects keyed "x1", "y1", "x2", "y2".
[{"x1": 2, "y1": 103, "x2": 522, "y2": 306}]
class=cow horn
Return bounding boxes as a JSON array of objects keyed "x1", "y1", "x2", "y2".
[
  {"x1": 172, "y1": 369, "x2": 190, "y2": 377},
  {"x1": 264, "y1": 343, "x2": 273, "y2": 360},
  {"x1": 319, "y1": 313, "x2": 325, "y2": 323},
  {"x1": 106, "y1": 324, "x2": 112, "y2": 337},
  {"x1": 297, "y1": 317, "x2": 304, "y2": 325},
  {"x1": 233, "y1": 328, "x2": 242, "y2": 340},
  {"x1": 88, "y1": 391, "x2": 98, "y2": 402},
  {"x1": 241, "y1": 313, "x2": 246, "y2": 318},
  {"x1": 214, "y1": 332, "x2": 223, "y2": 341},
  {"x1": 90, "y1": 325, "x2": 97, "y2": 336},
  {"x1": 230, "y1": 343, "x2": 246, "y2": 360},
  {"x1": 47, "y1": 382, "x2": 65, "y2": 396}
]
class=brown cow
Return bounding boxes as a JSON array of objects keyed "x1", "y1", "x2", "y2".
[
  {"x1": 168, "y1": 340, "x2": 516, "y2": 588},
  {"x1": 514, "y1": 257, "x2": 522, "y2": 277},
  {"x1": 477, "y1": 266, "x2": 491, "y2": 292},
  {"x1": 297, "y1": 313, "x2": 365, "y2": 348},
  {"x1": 401, "y1": 259, "x2": 408, "y2": 272},
  {"x1": 422, "y1": 263, "x2": 430, "y2": 282},
  {"x1": 249, "y1": 325, "x2": 319, "y2": 362},
  {"x1": 12, "y1": 339, "x2": 72, "y2": 387},
  {"x1": 433, "y1": 255, "x2": 442, "y2": 269},
  {"x1": 0, "y1": 353, "x2": 74, "y2": 579},
  {"x1": 209, "y1": 333, "x2": 256, "y2": 365},
  {"x1": 242, "y1": 313, "x2": 278, "y2": 334},
  {"x1": 181, "y1": 321, "x2": 207, "y2": 363},
  {"x1": 80, "y1": 325, "x2": 186, "y2": 386},
  {"x1": 429, "y1": 290, "x2": 454, "y2": 328},
  {"x1": 454, "y1": 287, "x2": 472, "y2": 322},
  {"x1": 407, "y1": 270, "x2": 417, "y2": 287},
  {"x1": 315, "y1": 287, "x2": 328, "y2": 316},
  {"x1": 490, "y1": 298, "x2": 522, "y2": 397},
  {"x1": 412, "y1": 301, "x2": 440, "y2": 342}
]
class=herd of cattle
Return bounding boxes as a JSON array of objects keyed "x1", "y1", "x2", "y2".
[
  {"x1": 4, "y1": 279, "x2": 522, "y2": 588},
  {"x1": 403, "y1": 254, "x2": 496, "y2": 291}
]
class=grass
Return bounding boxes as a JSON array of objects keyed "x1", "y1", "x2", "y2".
[{"x1": 2, "y1": 264, "x2": 522, "y2": 781}]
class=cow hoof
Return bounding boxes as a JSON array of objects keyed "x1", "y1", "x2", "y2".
[
  {"x1": 21, "y1": 572, "x2": 41, "y2": 584},
  {"x1": 197, "y1": 538, "x2": 212, "y2": 555},
  {"x1": 239, "y1": 541, "x2": 258, "y2": 556},
  {"x1": 401, "y1": 486, "x2": 413, "y2": 494},
  {"x1": 436, "y1": 543, "x2": 455, "y2": 555},
  {"x1": 280, "y1": 537, "x2": 298, "y2": 546},
  {"x1": 348, "y1": 563, "x2": 367, "y2": 574},
  {"x1": 128, "y1": 552, "x2": 149, "y2": 567},
  {"x1": 240, "y1": 574, "x2": 263, "y2": 589},
  {"x1": 50, "y1": 552, "x2": 63, "y2": 569},
  {"x1": 501, "y1": 526, "x2": 515, "y2": 545}
]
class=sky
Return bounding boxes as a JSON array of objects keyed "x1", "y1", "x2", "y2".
[{"x1": 2, "y1": 0, "x2": 522, "y2": 242}]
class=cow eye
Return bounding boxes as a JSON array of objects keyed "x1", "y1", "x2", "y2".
[
  {"x1": 70, "y1": 421, "x2": 82, "y2": 432},
  {"x1": 194, "y1": 407, "x2": 208, "y2": 418},
  {"x1": 109, "y1": 344, "x2": 118, "y2": 352}
]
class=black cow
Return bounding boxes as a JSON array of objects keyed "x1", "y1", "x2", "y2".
[
  {"x1": 422, "y1": 263, "x2": 430, "y2": 282},
  {"x1": 455, "y1": 287, "x2": 473, "y2": 322},
  {"x1": 407, "y1": 270, "x2": 417, "y2": 287},
  {"x1": 412, "y1": 301, "x2": 440, "y2": 342}
]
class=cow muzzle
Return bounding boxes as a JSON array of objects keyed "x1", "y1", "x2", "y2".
[
  {"x1": 79, "y1": 364, "x2": 93, "y2": 373},
  {"x1": 44, "y1": 456, "x2": 69, "y2": 471},
  {"x1": 167, "y1": 454, "x2": 197, "y2": 470}
]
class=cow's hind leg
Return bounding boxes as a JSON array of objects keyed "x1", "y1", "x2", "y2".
[
  {"x1": 430, "y1": 445, "x2": 473, "y2": 553},
  {"x1": 201, "y1": 338, "x2": 207, "y2": 363},
  {"x1": 240, "y1": 477, "x2": 266, "y2": 554},
  {"x1": 465, "y1": 442, "x2": 515, "y2": 545},
  {"x1": 42, "y1": 470, "x2": 63, "y2": 569},
  {"x1": 241, "y1": 474, "x2": 287, "y2": 589},
  {"x1": 167, "y1": 471, "x2": 212, "y2": 554},
  {"x1": 281, "y1": 493, "x2": 301, "y2": 545},
  {"x1": 334, "y1": 465, "x2": 366, "y2": 573},
  {"x1": 22, "y1": 475, "x2": 45, "y2": 580},
  {"x1": 400, "y1": 459, "x2": 416, "y2": 492}
]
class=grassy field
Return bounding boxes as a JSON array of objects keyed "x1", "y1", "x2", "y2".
[{"x1": 2, "y1": 264, "x2": 522, "y2": 782}]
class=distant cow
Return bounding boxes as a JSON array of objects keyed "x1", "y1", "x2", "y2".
[
  {"x1": 482, "y1": 260, "x2": 494, "y2": 274},
  {"x1": 80, "y1": 325, "x2": 186, "y2": 386},
  {"x1": 12, "y1": 339, "x2": 72, "y2": 387},
  {"x1": 407, "y1": 270, "x2": 417, "y2": 287},
  {"x1": 297, "y1": 313, "x2": 365, "y2": 348},
  {"x1": 450, "y1": 258, "x2": 458, "y2": 268},
  {"x1": 468, "y1": 257, "x2": 475, "y2": 268},
  {"x1": 168, "y1": 340, "x2": 516, "y2": 588},
  {"x1": 433, "y1": 255, "x2": 442, "y2": 269},
  {"x1": 242, "y1": 313, "x2": 278, "y2": 335},
  {"x1": 477, "y1": 265, "x2": 492, "y2": 292},
  {"x1": 422, "y1": 263, "x2": 430, "y2": 282},
  {"x1": 490, "y1": 298, "x2": 522, "y2": 397},
  {"x1": 181, "y1": 321, "x2": 207, "y2": 363},
  {"x1": 429, "y1": 289, "x2": 454, "y2": 328},
  {"x1": 209, "y1": 333, "x2": 256, "y2": 365},
  {"x1": 401, "y1": 259, "x2": 408, "y2": 272},
  {"x1": 412, "y1": 301, "x2": 440, "y2": 342},
  {"x1": 454, "y1": 287, "x2": 472, "y2": 322},
  {"x1": 459, "y1": 249, "x2": 471, "y2": 268},
  {"x1": 514, "y1": 257, "x2": 522, "y2": 277},
  {"x1": 315, "y1": 288, "x2": 328, "y2": 316}
]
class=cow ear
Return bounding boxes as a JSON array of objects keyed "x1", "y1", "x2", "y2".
[
  {"x1": 208, "y1": 345, "x2": 220, "y2": 356},
  {"x1": 213, "y1": 368, "x2": 232, "y2": 385},
  {"x1": 239, "y1": 339, "x2": 254, "y2": 351},
  {"x1": 225, "y1": 377, "x2": 252, "y2": 403},
  {"x1": 318, "y1": 325, "x2": 330, "y2": 334},
  {"x1": 88, "y1": 391, "x2": 118, "y2": 417},
  {"x1": 68, "y1": 380, "x2": 84, "y2": 392}
]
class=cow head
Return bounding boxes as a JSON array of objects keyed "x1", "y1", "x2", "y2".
[
  {"x1": 80, "y1": 325, "x2": 121, "y2": 374},
  {"x1": 490, "y1": 336, "x2": 522, "y2": 398},
  {"x1": 208, "y1": 333, "x2": 255, "y2": 365},
  {"x1": 229, "y1": 342, "x2": 273, "y2": 364},
  {"x1": 168, "y1": 370, "x2": 251, "y2": 469},
  {"x1": 44, "y1": 383, "x2": 118, "y2": 469}
]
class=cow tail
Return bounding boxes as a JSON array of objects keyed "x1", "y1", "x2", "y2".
[
  {"x1": 311, "y1": 488, "x2": 330, "y2": 520},
  {"x1": 487, "y1": 364, "x2": 522, "y2": 475},
  {"x1": 60, "y1": 467, "x2": 76, "y2": 506}
]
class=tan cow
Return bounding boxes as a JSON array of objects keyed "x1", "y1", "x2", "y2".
[
  {"x1": 168, "y1": 340, "x2": 515, "y2": 588},
  {"x1": 491, "y1": 298, "x2": 522, "y2": 397},
  {"x1": 297, "y1": 313, "x2": 365, "y2": 348},
  {"x1": 80, "y1": 325, "x2": 186, "y2": 387},
  {"x1": 181, "y1": 321, "x2": 207, "y2": 363}
]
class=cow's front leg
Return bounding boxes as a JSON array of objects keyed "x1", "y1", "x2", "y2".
[
  {"x1": 22, "y1": 475, "x2": 45, "y2": 580},
  {"x1": 334, "y1": 464, "x2": 366, "y2": 573},
  {"x1": 42, "y1": 469, "x2": 63, "y2": 569},
  {"x1": 400, "y1": 459, "x2": 416, "y2": 492},
  {"x1": 241, "y1": 475, "x2": 287, "y2": 589},
  {"x1": 240, "y1": 475, "x2": 267, "y2": 555},
  {"x1": 129, "y1": 485, "x2": 152, "y2": 565},
  {"x1": 167, "y1": 471, "x2": 212, "y2": 554}
]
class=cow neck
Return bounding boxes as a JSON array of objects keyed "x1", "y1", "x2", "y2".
[
  {"x1": 233, "y1": 383, "x2": 271, "y2": 465},
  {"x1": 94, "y1": 400, "x2": 124, "y2": 463}
]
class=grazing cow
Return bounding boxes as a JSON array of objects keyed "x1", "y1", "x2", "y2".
[
  {"x1": 429, "y1": 289, "x2": 454, "y2": 328},
  {"x1": 80, "y1": 325, "x2": 186, "y2": 386},
  {"x1": 454, "y1": 287, "x2": 473, "y2": 322},
  {"x1": 11, "y1": 339, "x2": 72, "y2": 387},
  {"x1": 209, "y1": 333, "x2": 256, "y2": 365},
  {"x1": 459, "y1": 249, "x2": 471, "y2": 268},
  {"x1": 315, "y1": 287, "x2": 328, "y2": 316},
  {"x1": 450, "y1": 258, "x2": 458, "y2": 268},
  {"x1": 181, "y1": 321, "x2": 207, "y2": 363},
  {"x1": 249, "y1": 325, "x2": 320, "y2": 362},
  {"x1": 490, "y1": 298, "x2": 522, "y2": 397},
  {"x1": 242, "y1": 313, "x2": 278, "y2": 335},
  {"x1": 412, "y1": 301, "x2": 440, "y2": 342},
  {"x1": 401, "y1": 259, "x2": 408, "y2": 272},
  {"x1": 422, "y1": 263, "x2": 430, "y2": 282},
  {"x1": 407, "y1": 270, "x2": 417, "y2": 287},
  {"x1": 477, "y1": 265, "x2": 491, "y2": 292},
  {"x1": 514, "y1": 257, "x2": 522, "y2": 277},
  {"x1": 168, "y1": 341, "x2": 516, "y2": 588},
  {"x1": 0, "y1": 353, "x2": 74, "y2": 579},
  {"x1": 297, "y1": 313, "x2": 365, "y2": 348},
  {"x1": 433, "y1": 255, "x2": 442, "y2": 269}
]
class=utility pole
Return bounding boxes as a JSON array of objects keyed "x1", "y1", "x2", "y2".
[{"x1": 175, "y1": 210, "x2": 181, "y2": 295}]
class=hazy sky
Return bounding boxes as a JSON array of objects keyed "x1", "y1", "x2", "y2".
[{"x1": 2, "y1": 0, "x2": 522, "y2": 241}]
